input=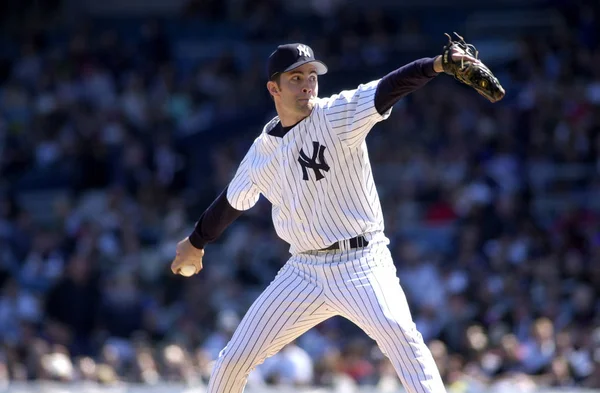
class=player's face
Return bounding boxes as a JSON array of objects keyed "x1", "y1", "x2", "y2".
[{"x1": 278, "y1": 63, "x2": 319, "y2": 116}]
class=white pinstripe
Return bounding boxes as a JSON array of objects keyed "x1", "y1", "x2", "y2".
[
  {"x1": 207, "y1": 239, "x2": 446, "y2": 393},
  {"x1": 210, "y1": 80, "x2": 446, "y2": 392}
]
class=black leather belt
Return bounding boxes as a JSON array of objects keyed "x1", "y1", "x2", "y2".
[{"x1": 321, "y1": 235, "x2": 369, "y2": 251}]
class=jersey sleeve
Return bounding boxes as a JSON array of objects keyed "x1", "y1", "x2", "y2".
[
  {"x1": 323, "y1": 79, "x2": 392, "y2": 147},
  {"x1": 226, "y1": 143, "x2": 260, "y2": 211}
]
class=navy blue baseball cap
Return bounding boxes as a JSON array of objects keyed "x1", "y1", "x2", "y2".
[{"x1": 267, "y1": 43, "x2": 328, "y2": 80}]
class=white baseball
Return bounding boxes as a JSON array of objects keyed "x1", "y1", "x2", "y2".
[{"x1": 178, "y1": 265, "x2": 196, "y2": 277}]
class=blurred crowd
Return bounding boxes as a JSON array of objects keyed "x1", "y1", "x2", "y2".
[{"x1": 1, "y1": 0, "x2": 600, "y2": 392}]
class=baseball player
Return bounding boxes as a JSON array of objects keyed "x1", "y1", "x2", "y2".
[{"x1": 171, "y1": 39, "x2": 501, "y2": 393}]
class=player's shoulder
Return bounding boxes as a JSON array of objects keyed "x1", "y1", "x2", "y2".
[
  {"x1": 317, "y1": 79, "x2": 381, "y2": 109},
  {"x1": 250, "y1": 115, "x2": 279, "y2": 145},
  {"x1": 308, "y1": 96, "x2": 330, "y2": 112},
  {"x1": 313, "y1": 94, "x2": 337, "y2": 108},
  {"x1": 261, "y1": 115, "x2": 281, "y2": 135},
  {"x1": 248, "y1": 115, "x2": 280, "y2": 153}
]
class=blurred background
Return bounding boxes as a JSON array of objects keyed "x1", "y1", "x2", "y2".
[{"x1": 0, "y1": 0, "x2": 599, "y2": 392}]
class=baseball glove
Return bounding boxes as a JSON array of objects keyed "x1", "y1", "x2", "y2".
[{"x1": 441, "y1": 32, "x2": 505, "y2": 103}]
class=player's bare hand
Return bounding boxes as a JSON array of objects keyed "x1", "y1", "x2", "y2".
[
  {"x1": 171, "y1": 237, "x2": 204, "y2": 277},
  {"x1": 434, "y1": 49, "x2": 480, "y2": 73},
  {"x1": 449, "y1": 46, "x2": 479, "y2": 65}
]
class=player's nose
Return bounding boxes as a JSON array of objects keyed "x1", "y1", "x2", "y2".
[{"x1": 302, "y1": 87, "x2": 312, "y2": 94}]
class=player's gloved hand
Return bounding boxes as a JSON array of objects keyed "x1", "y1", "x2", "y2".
[
  {"x1": 441, "y1": 32, "x2": 505, "y2": 103},
  {"x1": 171, "y1": 237, "x2": 204, "y2": 276}
]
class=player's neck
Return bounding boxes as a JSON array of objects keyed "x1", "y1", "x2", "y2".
[
  {"x1": 275, "y1": 103, "x2": 310, "y2": 127},
  {"x1": 279, "y1": 115, "x2": 308, "y2": 128}
]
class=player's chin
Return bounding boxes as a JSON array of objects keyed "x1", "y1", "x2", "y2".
[{"x1": 296, "y1": 99, "x2": 314, "y2": 113}]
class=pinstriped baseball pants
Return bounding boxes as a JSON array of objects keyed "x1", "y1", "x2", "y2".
[{"x1": 206, "y1": 240, "x2": 446, "y2": 393}]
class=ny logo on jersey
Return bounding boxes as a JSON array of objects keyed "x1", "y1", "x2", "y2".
[
  {"x1": 298, "y1": 142, "x2": 330, "y2": 181},
  {"x1": 297, "y1": 44, "x2": 311, "y2": 58}
]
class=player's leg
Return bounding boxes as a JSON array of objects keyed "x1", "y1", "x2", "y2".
[
  {"x1": 325, "y1": 249, "x2": 447, "y2": 393},
  {"x1": 207, "y1": 262, "x2": 335, "y2": 393}
]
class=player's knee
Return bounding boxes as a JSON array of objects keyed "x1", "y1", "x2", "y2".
[
  {"x1": 386, "y1": 319, "x2": 425, "y2": 344},
  {"x1": 216, "y1": 345, "x2": 255, "y2": 372}
]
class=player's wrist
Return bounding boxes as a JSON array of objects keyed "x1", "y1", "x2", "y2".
[
  {"x1": 433, "y1": 55, "x2": 443, "y2": 73},
  {"x1": 188, "y1": 231, "x2": 207, "y2": 250}
]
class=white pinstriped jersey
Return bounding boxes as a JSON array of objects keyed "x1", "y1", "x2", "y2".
[{"x1": 227, "y1": 79, "x2": 392, "y2": 254}]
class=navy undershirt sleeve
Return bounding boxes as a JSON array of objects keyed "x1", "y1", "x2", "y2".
[
  {"x1": 374, "y1": 57, "x2": 439, "y2": 115},
  {"x1": 189, "y1": 186, "x2": 243, "y2": 249}
]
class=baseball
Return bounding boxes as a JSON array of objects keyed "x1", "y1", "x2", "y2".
[{"x1": 178, "y1": 265, "x2": 196, "y2": 277}]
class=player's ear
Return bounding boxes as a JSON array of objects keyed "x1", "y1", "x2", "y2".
[{"x1": 267, "y1": 81, "x2": 280, "y2": 98}]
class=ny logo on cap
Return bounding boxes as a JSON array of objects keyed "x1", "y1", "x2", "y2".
[{"x1": 297, "y1": 44, "x2": 311, "y2": 58}]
